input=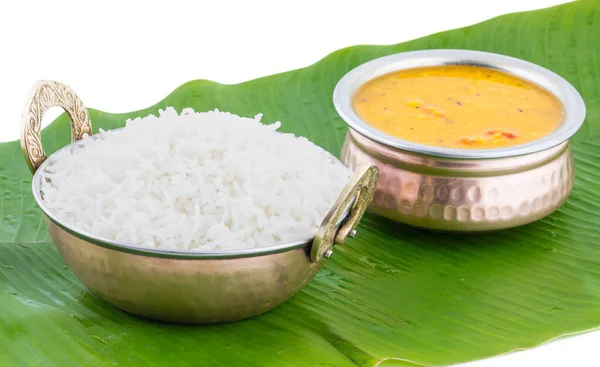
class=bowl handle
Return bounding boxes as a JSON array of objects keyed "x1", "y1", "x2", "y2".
[
  {"x1": 310, "y1": 163, "x2": 379, "y2": 262},
  {"x1": 20, "y1": 80, "x2": 93, "y2": 174}
]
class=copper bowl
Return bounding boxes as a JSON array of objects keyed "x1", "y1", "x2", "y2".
[
  {"x1": 21, "y1": 80, "x2": 379, "y2": 324},
  {"x1": 334, "y1": 50, "x2": 586, "y2": 231}
]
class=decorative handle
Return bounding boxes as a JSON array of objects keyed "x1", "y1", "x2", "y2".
[
  {"x1": 311, "y1": 163, "x2": 379, "y2": 262},
  {"x1": 20, "y1": 80, "x2": 92, "y2": 174}
]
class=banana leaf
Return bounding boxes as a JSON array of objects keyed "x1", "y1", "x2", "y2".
[{"x1": 2, "y1": 1, "x2": 600, "y2": 366}]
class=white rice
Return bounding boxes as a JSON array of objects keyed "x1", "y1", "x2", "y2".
[{"x1": 40, "y1": 108, "x2": 351, "y2": 252}]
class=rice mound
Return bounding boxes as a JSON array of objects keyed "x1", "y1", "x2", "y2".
[{"x1": 40, "y1": 108, "x2": 352, "y2": 252}]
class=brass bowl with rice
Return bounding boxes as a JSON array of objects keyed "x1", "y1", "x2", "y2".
[{"x1": 21, "y1": 80, "x2": 378, "y2": 324}]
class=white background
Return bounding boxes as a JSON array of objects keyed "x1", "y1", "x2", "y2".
[{"x1": 1, "y1": 0, "x2": 597, "y2": 365}]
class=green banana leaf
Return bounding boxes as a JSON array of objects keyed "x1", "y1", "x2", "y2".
[{"x1": 2, "y1": 1, "x2": 600, "y2": 366}]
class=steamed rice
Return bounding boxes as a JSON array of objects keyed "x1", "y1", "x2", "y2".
[{"x1": 40, "y1": 108, "x2": 351, "y2": 251}]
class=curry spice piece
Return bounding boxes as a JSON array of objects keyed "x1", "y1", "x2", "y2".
[
  {"x1": 458, "y1": 137, "x2": 484, "y2": 145},
  {"x1": 485, "y1": 128, "x2": 518, "y2": 139}
]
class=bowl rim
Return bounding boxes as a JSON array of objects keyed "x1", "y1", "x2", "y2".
[
  {"x1": 31, "y1": 136, "x2": 335, "y2": 260},
  {"x1": 333, "y1": 49, "x2": 586, "y2": 159}
]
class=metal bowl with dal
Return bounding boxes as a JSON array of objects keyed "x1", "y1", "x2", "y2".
[{"x1": 334, "y1": 49, "x2": 585, "y2": 232}]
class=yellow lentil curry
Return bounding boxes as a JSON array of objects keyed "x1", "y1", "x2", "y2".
[{"x1": 353, "y1": 65, "x2": 564, "y2": 149}]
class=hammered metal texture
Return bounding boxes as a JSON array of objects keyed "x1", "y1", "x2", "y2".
[
  {"x1": 47, "y1": 216, "x2": 321, "y2": 324},
  {"x1": 342, "y1": 130, "x2": 575, "y2": 231}
]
